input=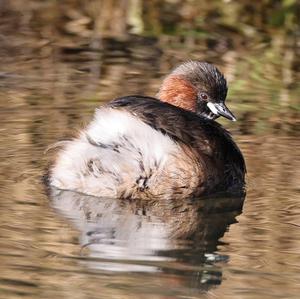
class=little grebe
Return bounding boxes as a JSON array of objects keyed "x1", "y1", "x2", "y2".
[{"x1": 49, "y1": 61, "x2": 246, "y2": 200}]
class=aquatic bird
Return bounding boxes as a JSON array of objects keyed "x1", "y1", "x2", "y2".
[{"x1": 49, "y1": 61, "x2": 246, "y2": 200}]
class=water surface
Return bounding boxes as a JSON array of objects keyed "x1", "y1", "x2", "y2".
[{"x1": 0, "y1": 2, "x2": 300, "y2": 298}]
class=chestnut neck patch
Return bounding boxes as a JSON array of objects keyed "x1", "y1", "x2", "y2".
[{"x1": 157, "y1": 75, "x2": 197, "y2": 112}]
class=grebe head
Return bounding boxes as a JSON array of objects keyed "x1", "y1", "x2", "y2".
[{"x1": 157, "y1": 61, "x2": 236, "y2": 121}]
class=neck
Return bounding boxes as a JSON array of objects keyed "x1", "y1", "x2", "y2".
[{"x1": 156, "y1": 75, "x2": 197, "y2": 112}]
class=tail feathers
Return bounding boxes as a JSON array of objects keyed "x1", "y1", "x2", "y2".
[
  {"x1": 49, "y1": 135, "x2": 168, "y2": 199},
  {"x1": 48, "y1": 108, "x2": 202, "y2": 199}
]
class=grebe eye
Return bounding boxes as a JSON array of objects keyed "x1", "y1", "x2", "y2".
[{"x1": 200, "y1": 93, "x2": 208, "y2": 100}]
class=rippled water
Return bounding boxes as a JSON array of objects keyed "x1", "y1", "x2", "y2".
[{"x1": 1, "y1": 8, "x2": 300, "y2": 298}]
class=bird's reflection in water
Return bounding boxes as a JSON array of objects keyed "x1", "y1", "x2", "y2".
[{"x1": 49, "y1": 188, "x2": 245, "y2": 289}]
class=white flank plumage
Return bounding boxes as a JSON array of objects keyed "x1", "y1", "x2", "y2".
[{"x1": 50, "y1": 108, "x2": 182, "y2": 198}]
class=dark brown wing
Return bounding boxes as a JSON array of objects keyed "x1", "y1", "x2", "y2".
[{"x1": 108, "y1": 96, "x2": 246, "y2": 190}]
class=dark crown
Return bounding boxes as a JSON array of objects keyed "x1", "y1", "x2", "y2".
[{"x1": 171, "y1": 61, "x2": 228, "y2": 102}]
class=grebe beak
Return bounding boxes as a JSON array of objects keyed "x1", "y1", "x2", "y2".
[{"x1": 207, "y1": 102, "x2": 237, "y2": 122}]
